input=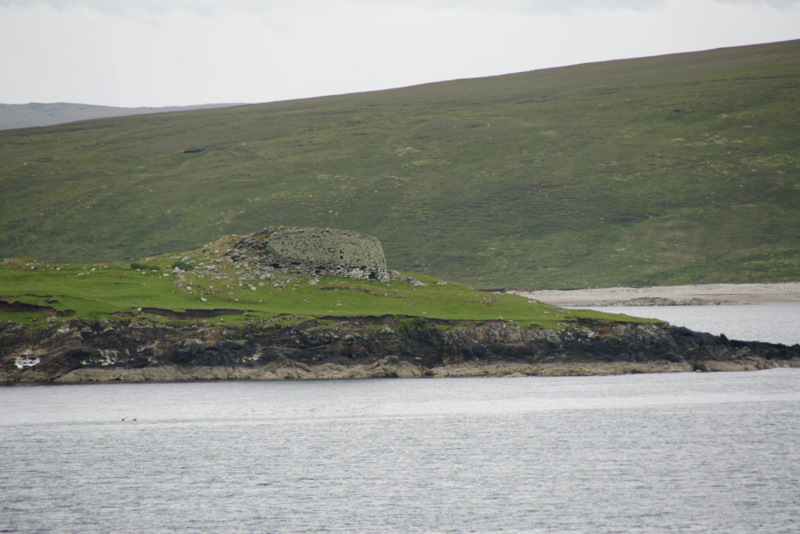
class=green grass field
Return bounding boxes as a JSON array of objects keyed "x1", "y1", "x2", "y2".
[
  {"x1": 1, "y1": 40, "x2": 798, "y2": 288},
  {"x1": 0, "y1": 242, "x2": 646, "y2": 329}
]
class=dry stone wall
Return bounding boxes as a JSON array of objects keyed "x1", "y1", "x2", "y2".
[{"x1": 230, "y1": 226, "x2": 391, "y2": 281}]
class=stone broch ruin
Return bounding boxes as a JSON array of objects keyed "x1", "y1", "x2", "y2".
[{"x1": 230, "y1": 226, "x2": 391, "y2": 281}]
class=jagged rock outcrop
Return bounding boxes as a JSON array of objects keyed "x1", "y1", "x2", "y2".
[
  {"x1": 2, "y1": 317, "x2": 798, "y2": 384},
  {"x1": 229, "y1": 226, "x2": 391, "y2": 281}
]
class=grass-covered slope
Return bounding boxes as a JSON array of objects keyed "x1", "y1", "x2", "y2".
[
  {"x1": 1, "y1": 40, "x2": 799, "y2": 288},
  {"x1": 0, "y1": 237, "x2": 640, "y2": 329}
]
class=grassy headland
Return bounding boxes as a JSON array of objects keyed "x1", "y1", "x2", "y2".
[
  {"x1": 0, "y1": 236, "x2": 644, "y2": 329},
  {"x1": 1, "y1": 40, "x2": 798, "y2": 289},
  {"x1": 7, "y1": 237, "x2": 800, "y2": 386}
]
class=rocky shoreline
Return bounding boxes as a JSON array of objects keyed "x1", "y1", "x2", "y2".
[{"x1": 3, "y1": 316, "x2": 799, "y2": 384}]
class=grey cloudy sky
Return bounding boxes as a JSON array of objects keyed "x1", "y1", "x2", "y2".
[{"x1": 1, "y1": 0, "x2": 799, "y2": 107}]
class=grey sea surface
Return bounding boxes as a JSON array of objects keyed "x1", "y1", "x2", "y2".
[
  {"x1": 578, "y1": 301, "x2": 800, "y2": 346},
  {"x1": 2, "y1": 367, "x2": 799, "y2": 533}
]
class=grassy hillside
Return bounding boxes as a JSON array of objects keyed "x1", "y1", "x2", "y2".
[{"x1": 1, "y1": 40, "x2": 798, "y2": 289}]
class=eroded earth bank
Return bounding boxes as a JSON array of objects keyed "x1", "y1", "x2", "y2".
[{"x1": 3, "y1": 316, "x2": 799, "y2": 385}]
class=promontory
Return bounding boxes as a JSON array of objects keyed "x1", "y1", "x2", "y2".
[{"x1": 2, "y1": 227, "x2": 798, "y2": 384}]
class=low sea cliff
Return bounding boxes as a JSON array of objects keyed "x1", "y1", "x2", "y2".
[{"x1": 3, "y1": 316, "x2": 799, "y2": 384}]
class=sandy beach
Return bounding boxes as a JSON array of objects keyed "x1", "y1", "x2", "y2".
[{"x1": 513, "y1": 282, "x2": 800, "y2": 307}]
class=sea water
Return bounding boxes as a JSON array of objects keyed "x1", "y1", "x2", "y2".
[
  {"x1": 579, "y1": 301, "x2": 800, "y2": 346},
  {"x1": 2, "y1": 368, "x2": 799, "y2": 533}
]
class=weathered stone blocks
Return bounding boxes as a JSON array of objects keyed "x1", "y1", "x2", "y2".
[{"x1": 231, "y1": 226, "x2": 390, "y2": 281}]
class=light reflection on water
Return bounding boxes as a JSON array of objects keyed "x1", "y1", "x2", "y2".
[
  {"x1": 1, "y1": 370, "x2": 799, "y2": 533},
  {"x1": 577, "y1": 302, "x2": 800, "y2": 346}
]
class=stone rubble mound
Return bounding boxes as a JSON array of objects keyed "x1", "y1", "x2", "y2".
[{"x1": 228, "y1": 226, "x2": 392, "y2": 282}]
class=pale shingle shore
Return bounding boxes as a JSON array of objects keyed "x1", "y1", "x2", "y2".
[{"x1": 514, "y1": 282, "x2": 800, "y2": 307}]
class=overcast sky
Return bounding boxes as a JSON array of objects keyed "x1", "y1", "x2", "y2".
[{"x1": 1, "y1": 0, "x2": 799, "y2": 107}]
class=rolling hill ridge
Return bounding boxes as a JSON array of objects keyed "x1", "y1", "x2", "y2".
[
  {"x1": 0, "y1": 102, "x2": 241, "y2": 131},
  {"x1": 1, "y1": 40, "x2": 798, "y2": 289}
]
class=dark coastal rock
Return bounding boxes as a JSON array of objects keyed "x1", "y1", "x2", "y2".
[{"x1": 1, "y1": 317, "x2": 798, "y2": 384}]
